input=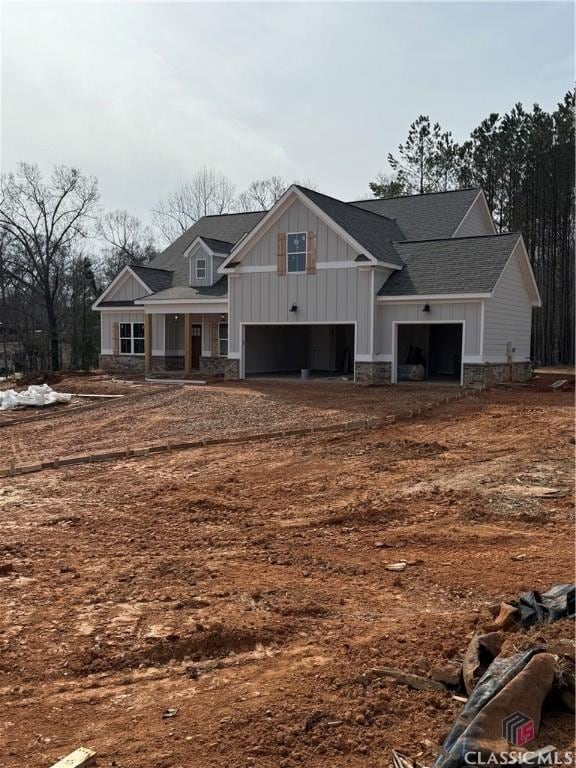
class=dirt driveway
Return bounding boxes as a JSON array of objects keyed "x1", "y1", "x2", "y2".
[
  {"x1": 0, "y1": 379, "x2": 463, "y2": 465},
  {"x1": 0, "y1": 381, "x2": 573, "y2": 767}
]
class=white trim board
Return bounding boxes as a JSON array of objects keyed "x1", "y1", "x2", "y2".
[{"x1": 378, "y1": 293, "x2": 489, "y2": 303}]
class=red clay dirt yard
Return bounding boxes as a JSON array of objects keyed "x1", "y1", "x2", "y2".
[{"x1": 0, "y1": 373, "x2": 573, "y2": 767}]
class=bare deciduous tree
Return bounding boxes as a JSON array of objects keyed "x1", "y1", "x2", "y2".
[
  {"x1": 98, "y1": 209, "x2": 157, "y2": 282},
  {"x1": 152, "y1": 167, "x2": 236, "y2": 243},
  {"x1": 236, "y1": 176, "x2": 288, "y2": 211},
  {"x1": 236, "y1": 177, "x2": 318, "y2": 212},
  {"x1": 0, "y1": 163, "x2": 99, "y2": 370}
]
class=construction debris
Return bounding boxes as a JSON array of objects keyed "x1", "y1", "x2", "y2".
[
  {"x1": 0, "y1": 384, "x2": 72, "y2": 411},
  {"x1": 358, "y1": 666, "x2": 446, "y2": 691},
  {"x1": 432, "y1": 585, "x2": 575, "y2": 767},
  {"x1": 49, "y1": 747, "x2": 96, "y2": 768},
  {"x1": 462, "y1": 631, "x2": 505, "y2": 695},
  {"x1": 430, "y1": 661, "x2": 462, "y2": 687},
  {"x1": 434, "y1": 649, "x2": 558, "y2": 768}
]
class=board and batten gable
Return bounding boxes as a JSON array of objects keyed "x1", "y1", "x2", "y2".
[
  {"x1": 227, "y1": 198, "x2": 385, "y2": 357},
  {"x1": 103, "y1": 270, "x2": 150, "y2": 302},
  {"x1": 483, "y1": 242, "x2": 533, "y2": 362}
]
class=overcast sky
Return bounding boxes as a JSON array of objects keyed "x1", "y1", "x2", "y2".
[{"x1": 1, "y1": 1, "x2": 573, "y2": 226}]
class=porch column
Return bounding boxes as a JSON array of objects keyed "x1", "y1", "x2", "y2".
[
  {"x1": 184, "y1": 313, "x2": 192, "y2": 375},
  {"x1": 144, "y1": 314, "x2": 152, "y2": 373}
]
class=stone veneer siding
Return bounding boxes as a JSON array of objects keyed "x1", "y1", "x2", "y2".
[
  {"x1": 99, "y1": 354, "x2": 145, "y2": 374},
  {"x1": 151, "y1": 356, "x2": 185, "y2": 372},
  {"x1": 199, "y1": 356, "x2": 240, "y2": 380},
  {"x1": 354, "y1": 361, "x2": 392, "y2": 385},
  {"x1": 463, "y1": 361, "x2": 533, "y2": 388}
]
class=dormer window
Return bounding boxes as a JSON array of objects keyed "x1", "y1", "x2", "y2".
[
  {"x1": 287, "y1": 233, "x2": 307, "y2": 273},
  {"x1": 196, "y1": 257, "x2": 207, "y2": 280}
]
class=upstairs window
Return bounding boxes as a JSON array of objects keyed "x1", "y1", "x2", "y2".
[
  {"x1": 287, "y1": 233, "x2": 307, "y2": 273},
  {"x1": 120, "y1": 322, "x2": 145, "y2": 355},
  {"x1": 196, "y1": 257, "x2": 207, "y2": 280}
]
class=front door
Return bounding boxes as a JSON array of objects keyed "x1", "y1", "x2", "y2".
[{"x1": 191, "y1": 324, "x2": 202, "y2": 369}]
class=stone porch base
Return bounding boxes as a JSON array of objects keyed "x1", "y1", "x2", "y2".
[
  {"x1": 99, "y1": 354, "x2": 145, "y2": 374},
  {"x1": 199, "y1": 356, "x2": 240, "y2": 379},
  {"x1": 354, "y1": 361, "x2": 392, "y2": 385},
  {"x1": 463, "y1": 361, "x2": 533, "y2": 388}
]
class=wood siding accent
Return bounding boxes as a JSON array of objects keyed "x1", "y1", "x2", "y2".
[
  {"x1": 184, "y1": 314, "x2": 192, "y2": 375},
  {"x1": 306, "y1": 231, "x2": 317, "y2": 274},
  {"x1": 144, "y1": 315, "x2": 152, "y2": 371},
  {"x1": 112, "y1": 322, "x2": 119, "y2": 355},
  {"x1": 210, "y1": 320, "x2": 219, "y2": 355},
  {"x1": 277, "y1": 232, "x2": 286, "y2": 275}
]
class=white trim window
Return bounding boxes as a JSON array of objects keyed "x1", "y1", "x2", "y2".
[
  {"x1": 196, "y1": 257, "x2": 207, "y2": 280},
  {"x1": 120, "y1": 322, "x2": 145, "y2": 355},
  {"x1": 287, "y1": 232, "x2": 307, "y2": 273},
  {"x1": 218, "y1": 322, "x2": 228, "y2": 357}
]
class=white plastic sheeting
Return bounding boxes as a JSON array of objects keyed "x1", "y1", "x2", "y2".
[{"x1": 0, "y1": 384, "x2": 73, "y2": 411}]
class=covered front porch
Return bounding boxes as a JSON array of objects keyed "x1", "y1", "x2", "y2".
[{"x1": 142, "y1": 310, "x2": 229, "y2": 378}]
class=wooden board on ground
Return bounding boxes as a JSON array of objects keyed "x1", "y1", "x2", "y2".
[{"x1": 49, "y1": 747, "x2": 96, "y2": 768}]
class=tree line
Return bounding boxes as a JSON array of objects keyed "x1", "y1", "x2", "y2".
[
  {"x1": 0, "y1": 91, "x2": 572, "y2": 372},
  {"x1": 0, "y1": 169, "x2": 309, "y2": 373},
  {"x1": 370, "y1": 92, "x2": 575, "y2": 365}
]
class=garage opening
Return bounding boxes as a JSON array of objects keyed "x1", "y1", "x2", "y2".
[
  {"x1": 244, "y1": 324, "x2": 355, "y2": 379},
  {"x1": 396, "y1": 323, "x2": 463, "y2": 383}
]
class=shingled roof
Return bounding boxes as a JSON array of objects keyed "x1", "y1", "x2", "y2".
[
  {"x1": 98, "y1": 186, "x2": 504, "y2": 304},
  {"x1": 352, "y1": 188, "x2": 481, "y2": 241},
  {"x1": 295, "y1": 186, "x2": 404, "y2": 267},
  {"x1": 378, "y1": 233, "x2": 521, "y2": 297},
  {"x1": 149, "y1": 211, "x2": 266, "y2": 273},
  {"x1": 130, "y1": 265, "x2": 173, "y2": 293},
  {"x1": 138, "y1": 277, "x2": 228, "y2": 301}
]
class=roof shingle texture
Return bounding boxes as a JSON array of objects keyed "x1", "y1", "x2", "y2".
[
  {"x1": 139, "y1": 277, "x2": 228, "y2": 301},
  {"x1": 352, "y1": 188, "x2": 481, "y2": 240},
  {"x1": 378, "y1": 233, "x2": 520, "y2": 296},
  {"x1": 130, "y1": 265, "x2": 173, "y2": 293}
]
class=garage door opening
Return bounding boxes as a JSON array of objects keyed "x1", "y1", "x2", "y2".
[
  {"x1": 395, "y1": 323, "x2": 463, "y2": 384},
  {"x1": 243, "y1": 324, "x2": 355, "y2": 380}
]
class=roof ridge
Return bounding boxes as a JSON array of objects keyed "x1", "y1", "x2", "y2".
[
  {"x1": 131, "y1": 264, "x2": 174, "y2": 272},
  {"x1": 350, "y1": 187, "x2": 481, "y2": 204},
  {"x1": 200, "y1": 209, "x2": 267, "y2": 219},
  {"x1": 295, "y1": 185, "x2": 400, "y2": 227},
  {"x1": 395, "y1": 232, "x2": 518, "y2": 245}
]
